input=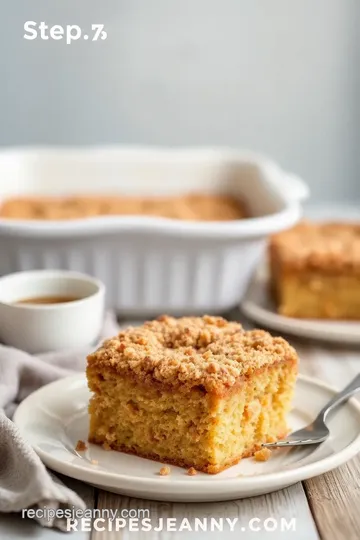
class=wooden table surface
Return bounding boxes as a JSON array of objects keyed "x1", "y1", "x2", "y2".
[{"x1": 1, "y1": 312, "x2": 360, "y2": 540}]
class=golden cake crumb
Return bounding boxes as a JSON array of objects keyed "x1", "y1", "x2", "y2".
[
  {"x1": 187, "y1": 467, "x2": 197, "y2": 476},
  {"x1": 90, "y1": 459, "x2": 98, "y2": 465},
  {"x1": 159, "y1": 466, "x2": 171, "y2": 476},
  {"x1": 254, "y1": 448, "x2": 272, "y2": 462},
  {"x1": 75, "y1": 440, "x2": 87, "y2": 452}
]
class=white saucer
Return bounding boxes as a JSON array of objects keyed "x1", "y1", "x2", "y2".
[
  {"x1": 13, "y1": 374, "x2": 360, "y2": 502},
  {"x1": 241, "y1": 273, "x2": 360, "y2": 345}
]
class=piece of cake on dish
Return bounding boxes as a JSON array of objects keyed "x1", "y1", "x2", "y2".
[
  {"x1": 86, "y1": 315, "x2": 298, "y2": 474},
  {"x1": 270, "y1": 221, "x2": 360, "y2": 319}
]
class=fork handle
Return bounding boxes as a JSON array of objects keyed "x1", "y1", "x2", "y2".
[{"x1": 319, "y1": 373, "x2": 360, "y2": 422}]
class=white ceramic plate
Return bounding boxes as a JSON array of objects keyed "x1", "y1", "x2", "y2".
[
  {"x1": 14, "y1": 374, "x2": 360, "y2": 502},
  {"x1": 241, "y1": 273, "x2": 360, "y2": 345}
]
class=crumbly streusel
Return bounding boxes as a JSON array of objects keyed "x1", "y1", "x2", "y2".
[
  {"x1": 87, "y1": 315, "x2": 297, "y2": 395},
  {"x1": 270, "y1": 221, "x2": 360, "y2": 273}
]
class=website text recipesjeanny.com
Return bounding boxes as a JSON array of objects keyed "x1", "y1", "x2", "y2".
[{"x1": 22, "y1": 506, "x2": 296, "y2": 533}]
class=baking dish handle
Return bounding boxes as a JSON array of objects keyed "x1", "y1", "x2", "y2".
[
  {"x1": 283, "y1": 173, "x2": 310, "y2": 201},
  {"x1": 269, "y1": 168, "x2": 309, "y2": 202},
  {"x1": 264, "y1": 159, "x2": 309, "y2": 202}
]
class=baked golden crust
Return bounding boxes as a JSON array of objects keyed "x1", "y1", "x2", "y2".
[
  {"x1": 0, "y1": 194, "x2": 247, "y2": 222},
  {"x1": 270, "y1": 221, "x2": 360, "y2": 274},
  {"x1": 88, "y1": 435, "x2": 285, "y2": 474},
  {"x1": 87, "y1": 315, "x2": 297, "y2": 396}
]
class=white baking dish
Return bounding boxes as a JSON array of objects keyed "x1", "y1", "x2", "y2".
[{"x1": 0, "y1": 147, "x2": 308, "y2": 315}]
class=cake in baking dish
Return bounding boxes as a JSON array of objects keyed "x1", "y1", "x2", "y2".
[
  {"x1": 86, "y1": 315, "x2": 298, "y2": 473},
  {"x1": 0, "y1": 194, "x2": 247, "y2": 221},
  {"x1": 270, "y1": 221, "x2": 360, "y2": 319}
]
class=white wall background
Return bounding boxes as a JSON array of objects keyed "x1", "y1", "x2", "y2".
[{"x1": 1, "y1": 0, "x2": 360, "y2": 201}]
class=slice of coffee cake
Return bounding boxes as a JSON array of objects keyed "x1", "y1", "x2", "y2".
[
  {"x1": 270, "y1": 221, "x2": 360, "y2": 319},
  {"x1": 87, "y1": 316, "x2": 298, "y2": 473}
]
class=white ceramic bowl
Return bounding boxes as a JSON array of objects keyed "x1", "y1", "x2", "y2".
[
  {"x1": 0, "y1": 147, "x2": 309, "y2": 315},
  {"x1": 0, "y1": 270, "x2": 105, "y2": 353}
]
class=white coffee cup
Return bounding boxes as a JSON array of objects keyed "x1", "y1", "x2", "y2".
[{"x1": 0, "y1": 270, "x2": 105, "y2": 353}]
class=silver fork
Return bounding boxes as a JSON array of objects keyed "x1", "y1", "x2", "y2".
[{"x1": 262, "y1": 373, "x2": 360, "y2": 448}]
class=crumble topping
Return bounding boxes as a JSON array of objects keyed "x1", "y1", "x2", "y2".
[
  {"x1": 271, "y1": 221, "x2": 360, "y2": 272},
  {"x1": 159, "y1": 466, "x2": 171, "y2": 476},
  {"x1": 87, "y1": 316, "x2": 297, "y2": 395}
]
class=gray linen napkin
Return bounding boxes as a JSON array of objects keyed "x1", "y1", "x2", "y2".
[{"x1": 0, "y1": 311, "x2": 120, "y2": 531}]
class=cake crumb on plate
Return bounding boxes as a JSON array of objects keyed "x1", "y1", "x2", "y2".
[
  {"x1": 102, "y1": 441, "x2": 112, "y2": 451},
  {"x1": 75, "y1": 440, "x2": 87, "y2": 452},
  {"x1": 254, "y1": 447, "x2": 272, "y2": 462},
  {"x1": 159, "y1": 466, "x2": 171, "y2": 476},
  {"x1": 187, "y1": 467, "x2": 197, "y2": 476}
]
